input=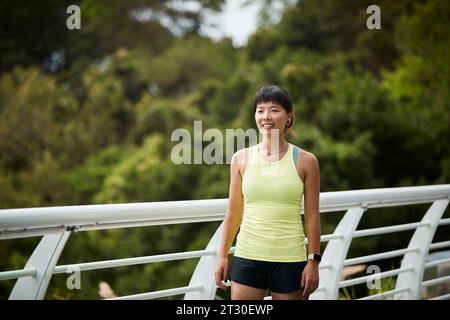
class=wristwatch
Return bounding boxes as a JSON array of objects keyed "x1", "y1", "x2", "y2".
[{"x1": 308, "y1": 253, "x2": 321, "y2": 262}]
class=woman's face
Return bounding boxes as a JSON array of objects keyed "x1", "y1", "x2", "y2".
[{"x1": 255, "y1": 102, "x2": 292, "y2": 136}]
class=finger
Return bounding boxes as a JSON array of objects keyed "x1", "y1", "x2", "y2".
[
  {"x1": 214, "y1": 271, "x2": 221, "y2": 289},
  {"x1": 300, "y1": 275, "x2": 307, "y2": 297},
  {"x1": 223, "y1": 266, "x2": 229, "y2": 290},
  {"x1": 308, "y1": 281, "x2": 317, "y2": 296},
  {"x1": 313, "y1": 280, "x2": 319, "y2": 292},
  {"x1": 301, "y1": 272, "x2": 306, "y2": 290},
  {"x1": 215, "y1": 271, "x2": 226, "y2": 290},
  {"x1": 311, "y1": 279, "x2": 319, "y2": 294},
  {"x1": 224, "y1": 265, "x2": 229, "y2": 281},
  {"x1": 302, "y1": 278, "x2": 310, "y2": 298}
]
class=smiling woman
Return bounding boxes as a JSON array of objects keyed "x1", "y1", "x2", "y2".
[{"x1": 215, "y1": 84, "x2": 322, "y2": 300}]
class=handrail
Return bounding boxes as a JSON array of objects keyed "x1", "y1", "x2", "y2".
[
  {"x1": 106, "y1": 285, "x2": 203, "y2": 300},
  {"x1": 1, "y1": 184, "x2": 449, "y2": 240},
  {"x1": 339, "y1": 266, "x2": 413, "y2": 288},
  {"x1": 358, "y1": 286, "x2": 410, "y2": 300},
  {"x1": 0, "y1": 268, "x2": 37, "y2": 281},
  {"x1": 430, "y1": 240, "x2": 450, "y2": 251},
  {"x1": 424, "y1": 257, "x2": 450, "y2": 269},
  {"x1": 343, "y1": 247, "x2": 419, "y2": 266},
  {"x1": 53, "y1": 249, "x2": 216, "y2": 274},
  {"x1": 422, "y1": 275, "x2": 450, "y2": 288},
  {"x1": 429, "y1": 293, "x2": 450, "y2": 300},
  {"x1": 352, "y1": 222, "x2": 430, "y2": 238},
  {"x1": 0, "y1": 184, "x2": 449, "y2": 300}
]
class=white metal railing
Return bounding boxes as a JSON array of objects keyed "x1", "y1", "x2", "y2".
[
  {"x1": 53, "y1": 249, "x2": 217, "y2": 274},
  {"x1": 0, "y1": 184, "x2": 449, "y2": 300}
]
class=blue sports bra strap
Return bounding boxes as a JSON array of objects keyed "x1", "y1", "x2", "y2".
[{"x1": 292, "y1": 144, "x2": 299, "y2": 167}]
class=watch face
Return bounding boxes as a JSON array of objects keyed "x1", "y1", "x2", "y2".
[
  {"x1": 309, "y1": 254, "x2": 321, "y2": 262},
  {"x1": 308, "y1": 253, "x2": 321, "y2": 262}
]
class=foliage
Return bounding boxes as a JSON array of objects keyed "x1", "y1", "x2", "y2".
[{"x1": 0, "y1": 0, "x2": 448, "y2": 299}]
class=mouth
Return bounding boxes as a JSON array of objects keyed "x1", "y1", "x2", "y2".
[{"x1": 262, "y1": 124, "x2": 274, "y2": 129}]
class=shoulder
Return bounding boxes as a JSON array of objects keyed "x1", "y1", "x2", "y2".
[
  {"x1": 299, "y1": 149, "x2": 319, "y2": 167},
  {"x1": 232, "y1": 147, "x2": 250, "y2": 164},
  {"x1": 294, "y1": 146, "x2": 319, "y2": 178},
  {"x1": 231, "y1": 146, "x2": 254, "y2": 177},
  {"x1": 300, "y1": 149, "x2": 319, "y2": 180}
]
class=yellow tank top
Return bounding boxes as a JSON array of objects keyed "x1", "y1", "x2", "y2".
[{"x1": 234, "y1": 143, "x2": 307, "y2": 262}]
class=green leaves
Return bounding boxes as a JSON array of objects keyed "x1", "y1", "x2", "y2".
[{"x1": 1, "y1": 0, "x2": 449, "y2": 300}]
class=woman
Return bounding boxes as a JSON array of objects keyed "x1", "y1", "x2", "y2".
[{"x1": 214, "y1": 84, "x2": 321, "y2": 300}]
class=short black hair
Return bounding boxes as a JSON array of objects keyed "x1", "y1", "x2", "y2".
[{"x1": 252, "y1": 84, "x2": 293, "y2": 114}]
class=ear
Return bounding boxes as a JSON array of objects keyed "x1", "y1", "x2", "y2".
[{"x1": 288, "y1": 111, "x2": 294, "y2": 122}]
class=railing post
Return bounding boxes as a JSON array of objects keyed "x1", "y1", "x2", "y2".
[
  {"x1": 9, "y1": 231, "x2": 71, "y2": 300},
  {"x1": 184, "y1": 222, "x2": 223, "y2": 300},
  {"x1": 309, "y1": 206, "x2": 366, "y2": 300},
  {"x1": 394, "y1": 199, "x2": 449, "y2": 299}
]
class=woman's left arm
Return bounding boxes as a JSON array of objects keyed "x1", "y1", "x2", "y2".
[{"x1": 301, "y1": 153, "x2": 321, "y2": 299}]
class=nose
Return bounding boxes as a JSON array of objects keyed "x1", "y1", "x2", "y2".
[{"x1": 262, "y1": 110, "x2": 271, "y2": 120}]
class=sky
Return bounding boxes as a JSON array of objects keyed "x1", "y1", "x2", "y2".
[
  {"x1": 200, "y1": 0, "x2": 261, "y2": 47},
  {"x1": 132, "y1": 0, "x2": 261, "y2": 47}
]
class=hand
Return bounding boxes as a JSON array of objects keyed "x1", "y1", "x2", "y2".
[
  {"x1": 214, "y1": 257, "x2": 229, "y2": 290},
  {"x1": 301, "y1": 261, "x2": 319, "y2": 299}
]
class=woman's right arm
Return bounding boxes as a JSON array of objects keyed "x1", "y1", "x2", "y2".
[{"x1": 214, "y1": 151, "x2": 244, "y2": 290}]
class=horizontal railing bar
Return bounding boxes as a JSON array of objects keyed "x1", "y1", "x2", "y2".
[
  {"x1": 361, "y1": 197, "x2": 448, "y2": 209},
  {"x1": 54, "y1": 249, "x2": 216, "y2": 274},
  {"x1": 74, "y1": 215, "x2": 225, "y2": 232},
  {"x1": 321, "y1": 198, "x2": 449, "y2": 213},
  {"x1": 429, "y1": 293, "x2": 450, "y2": 300},
  {"x1": 0, "y1": 216, "x2": 225, "y2": 240},
  {"x1": 424, "y1": 257, "x2": 450, "y2": 269},
  {"x1": 320, "y1": 196, "x2": 449, "y2": 213},
  {"x1": 339, "y1": 266, "x2": 413, "y2": 288},
  {"x1": 0, "y1": 220, "x2": 341, "y2": 242},
  {"x1": 344, "y1": 247, "x2": 419, "y2": 266},
  {"x1": 11, "y1": 235, "x2": 343, "y2": 275},
  {"x1": 438, "y1": 218, "x2": 450, "y2": 226},
  {"x1": 318, "y1": 233, "x2": 344, "y2": 242},
  {"x1": 357, "y1": 286, "x2": 410, "y2": 300},
  {"x1": 422, "y1": 275, "x2": 450, "y2": 287},
  {"x1": 0, "y1": 228, "x2": 66, "y2": 241},
  {"x1": 319, "y1": 185, "x2": 450, "y2": 212},
  {"x1": 352, "y1": 222, "x2": 430, "y2": 238},
  {"x1": 1, "y1": 185, "x2": 448, "y2": 239},
  {"x1": 304, "y1": 233, "x2": 343, "y2": 246},
  {"x1": 0, "y1": 268, "x2": 37, "y2": 281},
  {"x1": 430, "y1": 241, "x2": 450, "y2": 251},
  {"x1": 107, "y1": 285, "x2": 203, "y2": 300},
  {"x1": 0, "y1": 199, "x2": 229, "y2": 236}
]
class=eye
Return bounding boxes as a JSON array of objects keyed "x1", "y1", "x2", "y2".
[{"x1": 256, "y1": 110, "x2": 263, "y2": 113}]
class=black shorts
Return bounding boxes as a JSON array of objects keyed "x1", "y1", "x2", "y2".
[{"x1": 229, "y1": 256, "x2": 307, "y2": 293}]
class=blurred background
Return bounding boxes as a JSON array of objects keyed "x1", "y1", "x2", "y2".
[{"x1": 0, "y1": 0, "x2": 449, "y2": 299}]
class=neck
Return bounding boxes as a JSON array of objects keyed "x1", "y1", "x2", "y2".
[{"x1": 260, "y1": 134, "x2": 287, "y2": 154}]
